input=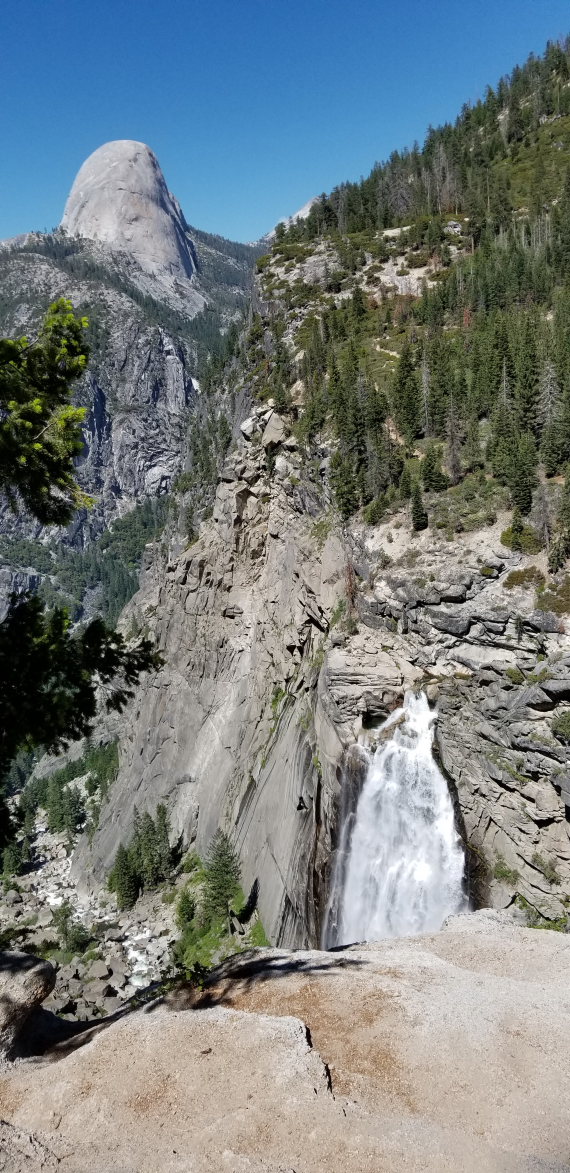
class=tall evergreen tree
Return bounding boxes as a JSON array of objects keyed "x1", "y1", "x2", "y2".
[
  {"x1": 109, "y1": 843, "x2": 139, "y2": 911},
  {"x1": 202, "y1": 829, "x2": 241, "y2": 924},
  {"x1": 422, "y1": 442, "x2": 448, "y2": 491},
  {"x1": 155, "y1": 803, "x2": 172, "y2": 880},
  {"x1": 330, "y1": 451, "x2": 359, "y2": 519},
  {"x1": 393, "y1": 341, "x2": 420, "y2": 444},
  {"x1": 411, "y1": 481, "x2": 428, "y2": 531},
  {"x1": 510, "y1": 433, "x2": 538, "y2": 515}
]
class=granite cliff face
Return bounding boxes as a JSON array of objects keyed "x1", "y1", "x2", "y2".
[
  {"x1": 73, "y1": 393, "x2": 570, "y2": 942},
  {"x1": 0, "y1": 141, "x2": 259, "y2": 592}
]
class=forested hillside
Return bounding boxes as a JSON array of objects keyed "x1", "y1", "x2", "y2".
[
  {"x1": 286, "y1": 38, "x2": 570, "y2": 236},
  {"x1": 234, "y1": 38, "x2": 570, "y2": 581}
]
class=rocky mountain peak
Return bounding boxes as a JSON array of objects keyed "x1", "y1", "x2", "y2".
[{"x1": 60, "y1": 139, "x2": 196, "y2": 281}]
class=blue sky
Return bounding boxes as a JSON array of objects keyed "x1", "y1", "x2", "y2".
[{"x1": 2, "y1": 0, "x2": 569, "y2": 243}]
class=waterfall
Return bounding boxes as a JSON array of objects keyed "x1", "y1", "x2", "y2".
[{"x1": 326, "y1": 691, "x2": 466, "y2": 946}]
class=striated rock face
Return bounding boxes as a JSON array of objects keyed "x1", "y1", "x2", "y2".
[
  {"x1": 3, "y1": 914, "x2": 570, "y2": 1171},
  {"x1": 73, "y1": 406, "x2": 420, "y2": 944},
  {"x1": 72, "y1": 405, "x2": 351, "y2": 945},
  {"x1": 61, "y1": 140, "x2": 197, "y2": 285}
]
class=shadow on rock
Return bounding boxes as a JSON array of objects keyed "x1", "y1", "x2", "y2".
[{"x1": 161, "y1": 947, "x2": 368, "y2": 1012}]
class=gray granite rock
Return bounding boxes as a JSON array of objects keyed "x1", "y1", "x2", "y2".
[{"x1": 0, "y1": 952, "x2": 55, "y2": 1058}]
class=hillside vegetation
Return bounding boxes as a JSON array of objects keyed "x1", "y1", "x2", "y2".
[{"x1": 225, "y1": 38, "x2": 570, "y2": 579}]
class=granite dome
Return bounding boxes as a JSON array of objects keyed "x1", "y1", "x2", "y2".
[{"x1": 61, "y1": 140, "x2": 196, "y2": 281}]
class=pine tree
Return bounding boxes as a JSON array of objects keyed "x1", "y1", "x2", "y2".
[
  {"x1": 139, "y1": 810, "x2": 160, "y2": 889},
  {"x1": 420, "y1": 350, "x2": 431, "y2": 436},
  {"x1": 46, "y1": 775, "x2": 65, "y2": 833},
  {"x1": 535, "y1": 484, "x2": 551, "y2": 551},
  {"x1": 327, "y1": 353, "x2": 345, "y2": 429},
  {"x1": 2, "y1": 841, "x2": 22, "y2": 877},
  {"x1": 351, "y1": 285, "x2": 366, "y2": 325},
  {"x1": 393, "y1": 341, "x2": 420, "y2": 443},
  {"x1": 62, "y1": 785, "x2": 84, "y2": 836},
  {"x1": 538, "y1": 357, "x2": 566, "y2": 474},
  {"x1": 464, "y1": 412, "x2": 483, "y2": 471},
  {"x1": 510, "y1": 433, "x2": 538, "y2": 515},
  {"x1": 411, "y1": 481, "x2": 428, "y2": 531},
  {"x1": 538, "y1": 358, "x2": 561, "y2": 430},
  {"x1": 399, "y1": 463, "x2": 412, "y2": 499},
  {"x1": 510, "y1": 506, "x2": 524, "y2": 551},
  {"x1": 445, "y1": 398, "x2": 462, "y2": 486},
  {"x1": 558, "y1": 465, "x2": 570, "y2": 534},
  {"x1": 202, "y1": 829, "x2": 241, "y2": 924},
  {"x1": 155, "y1": 803, "x2": 172, "y2": 881},
  {"x1": 176, "y1": 885, "x2": 196, "y2": 931},
  {"x1": 109, "y1": 843, "x2": 139, "y2": 911},
  {"x1": 330, "y1": 451, "x2": 359, "y2": 519},
  {"x1": 514, "y1": 313, "x2": 539, "y2": 435},
  {"x1": 550, "y1": 463, "x2": 570, "y2": 571},
  {"x1": 422, "y1": 442, "x2": 448, "y2": 491}
]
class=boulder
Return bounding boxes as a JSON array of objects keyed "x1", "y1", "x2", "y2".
[
  {"x1": 425, "y1": 606, "x2": 472, "y2": 636},
  {"x1": 86, "y1": 959, "x2": 110, "y2": 981},
  {"x1": 4, "y1": 890, "x2": 22, "y2": 906},
  {"x1": 0, "y1": 951, "x2": 55, "y2": 1058},
  {"x1": 261, "y1": 412, "x2": 286, "y2": 448}
]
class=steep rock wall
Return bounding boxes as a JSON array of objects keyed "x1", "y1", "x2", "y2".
[
  {"x1": 74, "y1": 408, "x2": 570, "y2": 938},
  {"x1": 74, "y1": 408, "x2": 346, "y2": 943}
]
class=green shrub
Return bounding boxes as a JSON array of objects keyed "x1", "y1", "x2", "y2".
[
  {"x1": 311, "y1": 516, "x2": 332, "y2": 549},
  {"x1": 51, "y1": 901, "x2": 92, "y2": 953},
  {"x1": 536, "y1": 575, "x2": 570, "y2": 616},
  {"x1": 363, "y1": 497, "x2": 385, "y2": 526},
  {"x1": 493, "y1": 856, "x2": 520, "y2": 885},
  {"x1": 552, "y1": 712, "x2": 570, "y2": 744},
  {"x1": 505, "y1": 667, "x2": 525, "y2": 685},
  {"x1": 181, "y1": 850, "x2": 202, "y2": 874},
  {"x1": 249, "y1": 920, "x2": 270, "y2": 947},
  {"x1": 405, "y1": 250, "x2": 429, "y2": 268},
  {"x1": 500, "y1": 524, "x2": 542, "y2": 554},
  {"x1": 532, "y1": 852, "x2": 560, "y2": 885},
  {"x1": 504, "y1": 566, "x2": 545, "y2": 589},
  {"x1": 2, "y1": 843, "x2": 22, "y2": 878},
  {"x1": 330, "y1": 598, "x2": 346, "y2": 627},
  {"x1": 515, "y1": 895, "x2": 568, "y2": 931}
]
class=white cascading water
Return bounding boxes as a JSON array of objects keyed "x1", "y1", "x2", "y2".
[{"x1": 336, "y1": 691, "x2": 466, "y2": 944}]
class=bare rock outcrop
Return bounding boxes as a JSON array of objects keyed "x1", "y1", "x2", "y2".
[{"x1": 2, "y1": 917, "x2": 570, "y2": 1171}]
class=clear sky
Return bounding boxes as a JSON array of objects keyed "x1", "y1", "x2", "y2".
[{"x1": 2, "y1": 0, "x2": 569, "y2": 243}]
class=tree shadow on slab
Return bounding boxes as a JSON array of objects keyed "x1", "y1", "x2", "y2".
[
  {"x1": 160, "y1": 948, "x2": 368, "y2": 1012},
  {"x1": 11, "y1": 949, "x2": 367, "y2": 1062}
]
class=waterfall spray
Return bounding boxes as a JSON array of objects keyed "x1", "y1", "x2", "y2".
[{"x1": 326, "y1": 691, "x2": 465, "y2": 946}]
